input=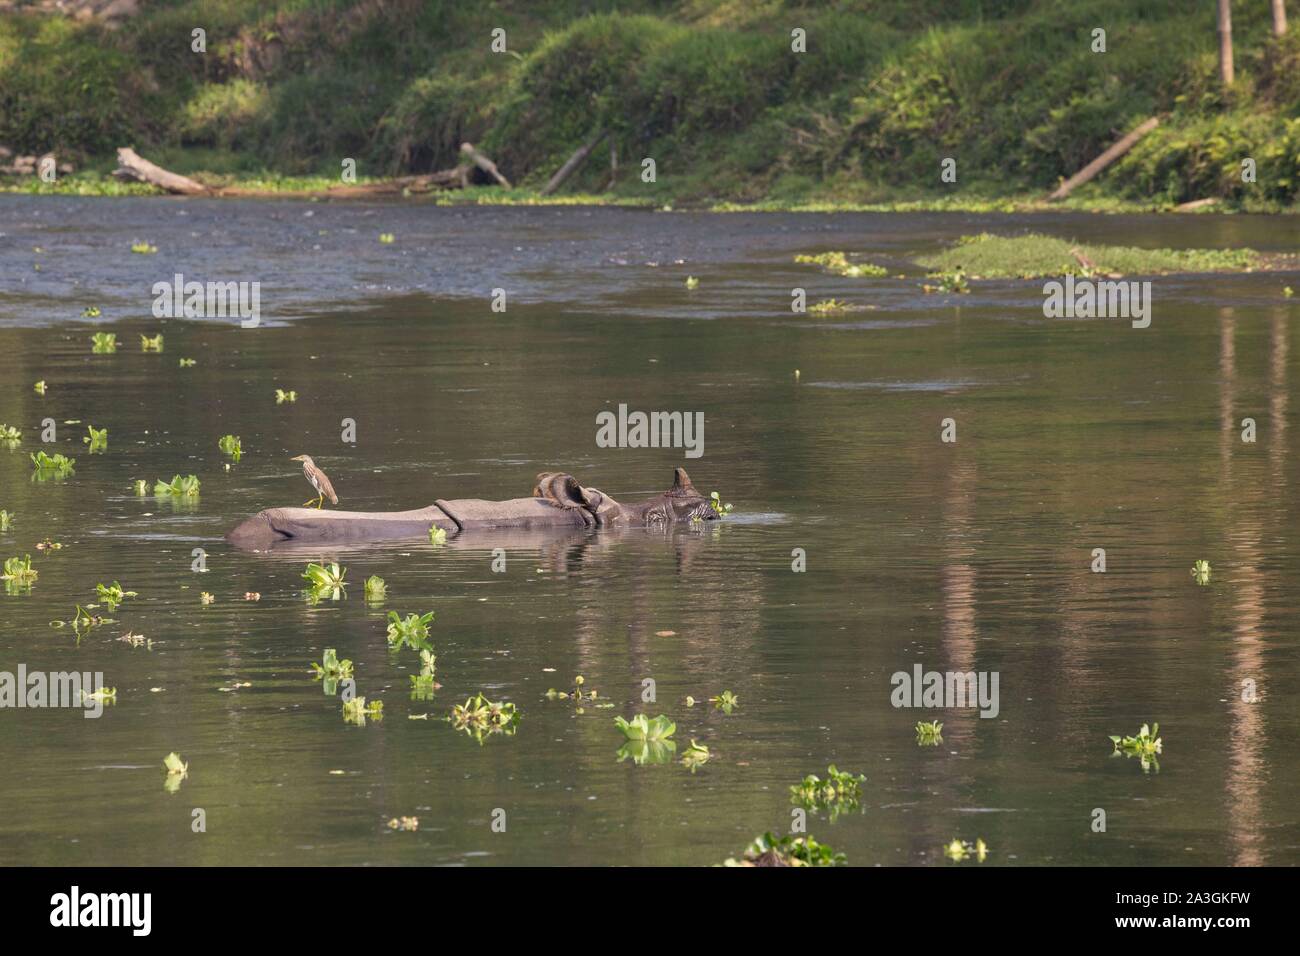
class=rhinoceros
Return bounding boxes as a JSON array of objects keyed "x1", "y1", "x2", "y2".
[{"x1": 226, "y1": 467, "x2": 721, "y2": 549}]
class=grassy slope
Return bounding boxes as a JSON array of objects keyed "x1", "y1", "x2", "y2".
[{"x1": 1, "y1": 0, "x2": 1298, "y2": 209}]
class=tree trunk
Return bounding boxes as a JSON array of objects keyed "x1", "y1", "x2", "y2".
[
  {"x1": 540, "y1": 130, "x2": 607, "y2": 196},
  {"x1": 1272, "y1": 0, "x2": 1288, "y2": 36},
  {"x1": 459, "y1": 142, "x2": 511, "y2": 188},
  {"x1": 1218, "y1": 0, "x2": 1235, "y2": 87},
  {"x1": 1047, "y1": 116, "x2": 1160, "y2": 200},
  {"x1": 113, "y1": 147, "x2": 211, "y2": 195}
]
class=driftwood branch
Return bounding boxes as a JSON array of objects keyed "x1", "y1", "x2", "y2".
[
  {"x1": 541, "y1": 129, "x2": 606, "y2": 196},
  {"x1": 459, "y1": 142, "x2": 511, "y2": 188},
  {"x1": 114, "y1": 147, "x2": 211, "y2": 195},
  {"x1": 1047, "y1": 117, "x2": 1159, "y2": 201}
]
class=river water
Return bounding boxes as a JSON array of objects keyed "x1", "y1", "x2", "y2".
[{"x1": 0, "y1": 196, "x2": 1296, "y2": 865}]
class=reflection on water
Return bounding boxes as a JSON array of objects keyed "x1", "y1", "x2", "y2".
[{"x1": 0, "y1": 202, "x2": 1297, "y2": 866}]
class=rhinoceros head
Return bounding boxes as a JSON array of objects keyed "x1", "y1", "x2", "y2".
[{"x1": 629, "y1": 467, "x2": 718, "y2": 526}]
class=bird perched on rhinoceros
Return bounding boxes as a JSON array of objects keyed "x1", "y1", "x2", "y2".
[{"x1": 226, "y1": 467, "x2": 723, "y2": 549}]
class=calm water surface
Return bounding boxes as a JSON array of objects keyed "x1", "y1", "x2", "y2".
[{"x1": 0, "y1": 198, "x2": 1297, "y2": 865}]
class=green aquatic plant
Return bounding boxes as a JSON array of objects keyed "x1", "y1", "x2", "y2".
[
  {"x1": 92, "y1": 581, "x2": 137, "y2": 612},
  {"x1": 82, "y1": 306, "x2": 101, "y2": 318},
  {"x1": 275, "y1": 389, "x2": 297, "y2": 403},
  {"x1": 303, "y1": 562, "x2": 347, "y2": 602},
  {"x1": 410, "y1": 672, "x2": 439, "y2": 700},
  {"x1": 681, "y1": 739, "x2": 711, "y2": 772},
  {"x1": 164, "y1": 752, "x2": 188, "y2": 775},
  {"x1": 310, "y1": 648, "x2": 354, "y2": 688},
  {"x1": 723, "y1": 832, "x2": 846, "y2": 867},
  {"x1": 217, "y1": 434, "x2": 242, "y2": 462},
  {"x1": 710, "y1": 690, "x2": 739, "y2": 714},
  {"x1": 82, "y1": 425, "x2": 108, "y2": 453},
  {"x1": 363, "y1": 575, "x2": 387, "y2": 601},
  {"x1": 80, "y1": 686, "x2": 116, "y2": 705},
  {"x1": 449, "y1": 693, "x2": 519, "y2": 742},
  {"x1": 790, "y1": 765, "x2": 865, "y2": 818},
  {"x1": 0, "y1": 511, "x2": 11, "y2": 531},
  {"x1": 30, "y1": 451, "x2": 74, "y2": 479},
  {"x1": 916, "y1": 720, "x2": 944, "y2": 745},
  {"x1": 615, "y1": 713, "x2": 676, "y2": 742},
  {"x1": 130, "y1": 240, "x2": 157, "y2": 255},
  {"x1": 50, "y1": 604, "x2": 114, "y2": 638},
  {"x1": 1110, "y1": 722, "x2": 1163, "y2": 772},
  {"x1": 140, "y1": 333, "x2": 164, "y2": 352},
  {"x1": 545, "y1": 674, "x2": 603, "y2": 704},
  {"x1": 684, "y1": 275, "x2": 699, "y2": 289},
  {"x1": 614, "y1": 714, "x2": 677, "y2": 764},
  {"x1": 709, "y1": 492, "x2": 732, "y2": 518},
  {"x1": 200, "y1": 592, "x2": 214, "y2": 605},
  {"x1": 1, "y1": 554, "x2": 38, "y2": 587},
  {"x1": 379, "y1": 233, "x2": 395, "y2": 244},
  {"x1": 343, "y1": 696, "x2": 384, "y2": 726},
  {"x1": 33, "y1": 381, "x2": 47, "y2": 395},
  {"x1": 386, "y1": 610, "x2": 434, "y2": 652},
  {"x1": 807, "y1": 298, "x2": 853, "y2": 314},
  {"x1": 132, "y1": 479, "x2": 148, "y2": 496},
  {"x1": 1191, "y1": 560, "x2": 1211, "y2": 585},
  {"x1": 943, "y1": 838, "x2": 989, "y2": 863},
  {"x1": 178, "y1": 358, "x2": 196, "y2": 367},
  {"x1": 90, "y1": 332, "x2": 117, "y2": 353},
  {"x1": 923, "y1": 269, "x2": 970, "y2": 294},
  {"x1": 794, "y1": 251, "x2": 887, "y2": 278},
  {"x1": 0, "y1": 424, "x2": 20, "y2": 445},
  {"x1": 429, "y1": 525, "x2": 447, "y2": 545},
  {"x1": 154, "y1": 474, "x2": 200, "y2": 497}
]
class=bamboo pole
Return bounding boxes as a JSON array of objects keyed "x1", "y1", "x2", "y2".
[{"x1": 1047, "y1": 116, "x2": 1160, "y2": 200}]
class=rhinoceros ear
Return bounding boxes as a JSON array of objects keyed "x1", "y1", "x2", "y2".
[
  {"x1": 533, "y1": 472, "x2": 588, "y2": 510},
  {"x1": 668, "y1": 467, "x2": 699, "y2": 497}
]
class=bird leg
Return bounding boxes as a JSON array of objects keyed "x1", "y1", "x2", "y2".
[{"x1": 315, "y1": 496, "x2": 324, "y2": 509}]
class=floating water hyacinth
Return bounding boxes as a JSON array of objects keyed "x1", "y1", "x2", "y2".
[
  {"x1": 163, "y1": 751, "x2": 188, "y2": 793},
  {"x1": 36, "y1": 538, "x2": 61, "y2": 551},
  {"x1": 429, "y1": 526, "x2": 447, "y2": 545},
  {"x1": 50, "y1": 604, "x2": 114, "y2": 639},
  {"x1": 80, "y1": 687, "x2": 116, "y2": 705},
  {"x1": 90, "y1": 332, "x2": 117, "y2": 353},
  {"x1": 545, "y1": 674, "x2": 602, "y2": 705},
  {"x1": 615, "y1": 713, "x2": 676, "y2": 741},
  {"x1": 33, "y1": 381, "x2": 47, "y2": 395},
  {"x1": 385, "y1": 611, "x2": 433, "y2": 652},
  {"x1": 303, "y1": 562, "x2": 347, "y2": 602},
  {"x1": 1110, "y1": 722, "x2": 1163, "y2": 773},
  {"x1": 681, "y1": 740, "x2": 711, "y2": 772},
  {"x1": 275, "y1": 389, "x2": 296, "y2": 403},
  {"x1": 200, "y1": 592, "x2": 214, "y2": 605},
  {"x1": 130, "y1": 240, "x2": 157, "y2": 254},
  {"x1": 178, "y1": 358, "x2": 196, "y2": 367},
  {"x1": 140, "y1": 333, "x2": 164, "y2": 352},
  {"x1": 794, "y1": 251, "x2": 888, "y2": 278},
  {"x1": 0, "y1": 511, "x2": 12, "y2": 531},
  {"x1": 723, "y1": 832, "x2": 846, "y2": 867},
  {"x1": 449, "y1": 693, "x2": 519, "y2": 743},
  {"x1": 343, "y1": 696, "x2": 383, "y2": 726},
  {"x1": 132, "y1": 479, "x2": 148, "y2": 496},
  {"x1": 916, "y1": 720, "x2": 944, "y2": 745},
  {"x1": 363, "y1": 575, "x2": 386, "y2": 601},
  {"x1": 1191, "y1": 560, "x2": 1211, "y2": 585},
  {"x1": 217, "y1": 434, "x2": 242, "y2": 462},
  {"x1": 790, "y1": 765, "x2": 865, "y2": 818},
  {"x1": 807, "y1": 298, "x2": 853, "y2": 314},
  {"x1": 92, "y1": 581, "x2": 137, "y2": 612},
  {"x1": 1, "y1": 555, "x2": 38, "y2": 590},
  {"x1": 684, "y1": 275, "x2": 699, "y2": 289},
  {"x1": 82, "y1": 425, "x2": 108, "y2": 453},
  {"x1": 708, "y1": 492, "x2": 732, "y2": 518},
  {"x1": 387, "y1": 816, "x2": 418, "y2": 831},
  {"x1": 154, "y1": 474, "x2": 200, "y2": 497},
  {"x1": 923, "y1": 269, "x2": 970, "y2": 294},
  {"x1": 0, "y1": 424, "x2": 20, "y2": 445},
  {"x1": 710, "y1": 690, "x2": 739, "y2": 713},
  {"x1": 82, "y1": 306, "x2": 101, "y2": 318},
  {"x1": 379, "y1": 233, "x2": 395, "y2": 244},
  {"x1": 30, "y1": 451, "x2": 74, "y2": 479},
  {"x1": 943, "y1": 838, "x2": 989, "y2": 863}
]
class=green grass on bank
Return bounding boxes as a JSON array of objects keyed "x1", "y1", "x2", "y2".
[
  {"x1": 915, "y1": 232, "x2": 1273, "y2": 278},
  {"x1": 2, "y1": 1, "x2": 1300, "y2": 210}
]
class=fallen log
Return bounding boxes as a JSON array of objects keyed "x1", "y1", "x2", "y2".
[
  {"x1": 459, "y1": 142, "x2": 511, "y2": 188},
  {"x1": 1047, "y1": 117, "x2": 1159, "y2": 201},
  {"x1": 1173, "y1": 197, "x2": 1220, "y2": 212},
  {"x1": 540, "y1": 129, "x2": 606, "y2": 196},
  {"x1": 114, "y1": 147, "x2": 211, "y2": 195}
]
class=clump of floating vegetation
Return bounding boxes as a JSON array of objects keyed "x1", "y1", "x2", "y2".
[
  {"x1": 0, "y1": 424, "x2": 20, "y2": 446},
  {"x1": 710, "y1": 690, "x2": 739, "y2": 713},
  {"x1": 916, "y1": 720, "x2": 944, "y2": 745},
  {"x1": 1, "y1": 554, "x2": 38, "y2": 591},
  {"x1": 1110, "y1": 722, "x2": 1163, "y2": 773},
  {"x1": 30, "y1": 451, "x2": 74, "y2": 479},
  {"x1": 706, "y1": 492, "x2": 732, "y2": 520},
  {"x1": 449, "y1": 693, "x2": 519, "y2": 742},
  {"x1": 343, "y1": 696, "x2": 384, "y2": 726},
  {"x1": 132, "y1": 479, "x2": 148, "y2": 496},
  {"x1": 163, "y1": 751, "x2": 188, "y2": 793},
  {"x1": 363, "y1": 575, "x2": 386, "y2": 602},
  {"x1": 310, "y1": 649, "x2": 354, "y2": 688},
  {"x1": 80, "y1": 686, "x2": 116, "y2": 706},
  {"x1": 410, "y1": 650, "x2": 439, "y2": 700},
  {"x1": 90, "y1": 332, "x2": 117, "y2": 354},
  {"x1": 723, "y1": 832, "x2": 846, "y2": 867},
  {"x1": 429, "y1": 525, "x2": 447, "y2": 545},
  {"x1": 379, "y1": 233, "x2": 395, "y2": 244},
  {"x1": 139, "y1": 333, "x2": 164, "y2": 352},
  {"x1": 303, "y1": 562, "x2": 347, "y2": 602},
  {"x1": 82, "y1": 425, "x2": 108, "y2": 453},
  {"x1": 93, "y1": 581, "x2": 137, "y2": 612},
  {"x1": 50, "y1": 604, "x2": 114, "y2": 638},
  {"x1": 807, "y1": 298, "x2": 858, "y2": 314},
  {"x1": 615, "y1": 713, "x2": 677, "y2": 765},
  {"x1": 794, "y1": 251, "x2": 888, "y2": 278},
  {"x1": 200, "y1": 592, "x2": 215, "y2": 605},
  {"x1": 0, "y1": 511, "x2": 12, "y2": 531},
  {"x1": 130, "y1": 240, "x2": 157, "y2": 255},
  {"x1": 684, "y1": 275, "x2": 699, "y2": 289},
  {"x1": 922, "y1": 269, "x2": 970, "y2": 294},
  {"x1": 82, "y1": 306, "x2": 101, "y2": 318},
  {"x1": 154, "y1": 474, "x2": 200, "y2": 497},
  {"x1": 545, "y1": 674, "x2": 604, "y2": 705},
  {"x1": 916, "y1": 233, "x2": 1263, "y2": 280},
  {"x1": 33, "y1": 381, "x2": 47, "y2": 395},
  {"x1": 681, "y1": 739, "x2": 711, "y2": 772},
  {"x1": 386, "y1": 610, "x2": 434, "y2": 652},
  {"x1": 388, "y1": 816, "x2": 419, "y2": 831},
  {"x1": 1191, "y1": 559, "x2": 1211, "y2": 586},
  {"x1": 36, "y1": 538, "x2": 61, "y2": 551},
  {"x1": 217, "y1": 435, "x2": 242, "y2": 462},
  {"x1": 275, "y1": 389, "x2": 297, "y2": 403},
  {"x1": 943, "y1": 838, "x2": 989, "y2": 863},
  {"x1": 790, "y1": 765, "x2": 866, "y2": 819},
  {"x1": 178, "y1": 358, "x2": 196, "y2": 367}
]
